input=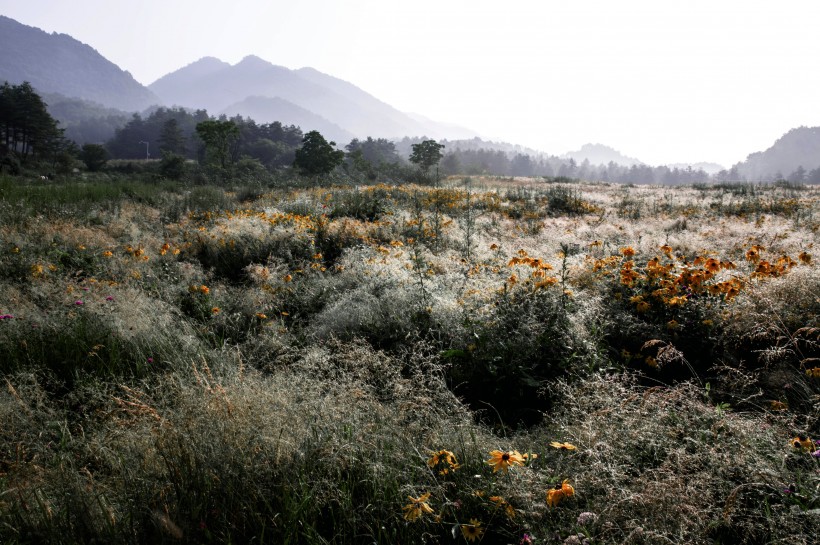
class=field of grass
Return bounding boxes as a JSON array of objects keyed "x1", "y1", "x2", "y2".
[{"x1": 1, "y1": 173, "x2": 818, "y2": 544}]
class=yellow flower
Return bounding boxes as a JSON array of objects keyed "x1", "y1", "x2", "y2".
[
  {"x1": 645, "y1": 356, "x2": 658, "y2": 368},
  {"x1": 487, "y1": 450, "x2": 525, "y2": 472},
  {"x1": 489, "y1": 496, "x2": 516, "y2": 519},
  {"x1": 806, "y1": 367, "x2": 820, "y2": 378},
  {"x1": 211, "y1": 307, "x2": 220, "y2": 314},
  {"x1": 460, "y1": 519, "x2": 484, "y2": 542},
  {"x1": 402, "y1": 492, "x2": 434, "y2": 522},
  {"x1": 102, "y1": 251, "x2": 113, "y2": 258},
  {"x1": 620, "y1": 246, "x2": 636, "y2": 257},
  {"x1": 200, "y1": 285, "x2": 210, "y2": 295},
  {"x1": 550, "y1": 441, "x2": 577, "y2": 451},
  {"x1": 547, "y1": 487, "x2": 564, "y2": 507},
  {"x1": 791, "y1": 435, "x2": 815, "y2": 452},
  {"x1": 546, "y1": 479, "x2": 574, "y2": 507},
  {"x1": 561, "y1": 479, "x2": 575, "y2": 498},
  {"x1": 255, "y1": 313, "x2": 268, "y2": 320},
  {"x1": 427, "y1": 449, "x2": 460, "y2": 474},
  {"x1": 799, "y1": 251, "x2": 812, "y2": 264}
]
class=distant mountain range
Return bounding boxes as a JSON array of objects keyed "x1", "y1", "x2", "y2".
[
  {"x1": 1, "y1": 14, "x2": 817, "y2": 179},
  {"x1": 563, "y1": 143, "x2": 643, "y2": 167},
  {"x1": 147, "y1": 55, "x2": 475, "y2": 144},
  {"x1": 731, "y1": 126, "x2": 820, "y2": 181},
  {"x1": 0, "y1": 15, "x2": 159, "y2": 111}
]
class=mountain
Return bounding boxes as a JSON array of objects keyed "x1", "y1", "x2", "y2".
[
  {"x1": 42, "y1": 92, "x2": 131, "y2": 144},
  {"x1": 219, "y1": 96, "x2": 354, "y2": 145},
  {"x1": 732, "y1": 126, "x2": 820, "y2": 181},
  {"x1": 563, "y1": 143, "x2": 642, "y2": 167},
  {"x1": 0, "y1": 16, "x2": 159, "y2": 111},
  {"x1": 149, "y1": 55, "x2": 477, "y2": 142}
]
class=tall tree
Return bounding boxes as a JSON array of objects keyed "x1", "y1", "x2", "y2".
[
  {"x1": 195, "y1": 119, "x2": 240, "y2": 173},
  {"x1": 293, "y1": 130, "x2": 344, "y2": 177},
  {"x1": 159, "y1": 118, "x2": 187, "y2": 155},
  {"x1": 409, "y1": 139, "x2": 445, "y2": 180},
  {"x1": 1, "y1": 81, "x2": 64, "y2": 162}
]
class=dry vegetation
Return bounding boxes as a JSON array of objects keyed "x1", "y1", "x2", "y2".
[{"x1": 0, "y1": 173, "x2": 818, "y2": 544}]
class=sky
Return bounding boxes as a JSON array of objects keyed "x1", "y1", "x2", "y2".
[{"x1": 2, "y1": 0, "x2": 819, "y2": 167}]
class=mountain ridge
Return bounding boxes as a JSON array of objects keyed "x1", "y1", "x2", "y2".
[{"x1": 0, "y1": 15, "x2": 159, "y2": 111}]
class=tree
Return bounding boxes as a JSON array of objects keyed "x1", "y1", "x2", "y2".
[
  {"x1": 79, "y1": 143, "x2": 108, "y2": 171},
  {"x1": 159, "y1": 118, "x2": 186, "y2": 155},
  {"x1": 293, "y1": 130, "x2": 344, "y2": 176},
  {"x1": 1, "y1": 81, "x2": 65, "y2": 163},
  {"x1": 195, "y1": 119, "x2": 240, "y2": 173},
  {"x1": 409, "y1": 139, "x2": 445, "y2": 178}
]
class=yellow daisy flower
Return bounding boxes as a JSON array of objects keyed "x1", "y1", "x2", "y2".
[
  {"x1": 486, "y1": 450, "x2": 525, "y2": 473},
  {"x1": 461, "y1": 519, "x2": 484, "y2": 542},
  {"x1": 402, "y1": 492, "x2": 434, "y2": 522},
  {"x1": 550, "y1": 441, "x2": 577, "y2": 451}
]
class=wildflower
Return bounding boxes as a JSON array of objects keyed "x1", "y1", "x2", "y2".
[
  {"x1": 0, "y1": 314, "x2": 13, "y2": 320},
  {"x1": 798, "y1": 251, "x2": 811, "y2": 264},
  {"x1": 769, "y1": 400, "x2": 788, "y2": 411},
  {"x1": 805, "y1": 368, "x2": 820, "y2": 378},
  {"x1": 105, "y1": 296, "x2": 115, "y2": 302},
  {"x1": 645, "y1": 356, "x2": 658, "y2": 368},
  {"x1": 792, "y1": 435, "x2": 814, "y2": 452},
  {"x1": 211, "y1": 307, "x2": 220, "y2": 314},
  {"x1": 402, "y1": 492, "x2": 434, "y2": 522},
  {"x1": 255, "y1": 313, "x2": 268, "y2": 320},
  {"x1": 427, "y1": 449, "x2": 460, "y2": 474},
  {"x1": 520, "y1": 533, "x2": 534, "y2": 545},
  {"x1": 283, "y1": 274, "x2": 293, "y2": 282},
  {"x1": 487, "y1": 449, "x2": 525, "y2": 472},
  {"x1": 620, "y1": 246, "x2": 636, "y2": 257},
  {"x1": 489, "y1": 496, "x2": 516, "y2": 519},
  {"x1": 74, "y1": 300, "x2": 84, "y2": 306},
  {"x1": 550, "y1": 441, "x2": 577, "y2": 451},
  {"x1": 461, "y1": 519, "x2": 484, "y2": 542},
  {"x1": 30, "y1": 264, "x2": 44, "y2": 278},
  {"x1": 577, "y1": 512, "x2": 598, "y2": 526},
  {"x1": 547, "y1": 479, "x2": 574, "y2": 507},
  {"x1": 667, "y1": 320, "x2": 679, "y2": 330},
  {"x1": 636, "y1": 301, "x2": 651, "y2": 313}
]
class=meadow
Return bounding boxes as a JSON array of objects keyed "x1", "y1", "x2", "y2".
[{"x1": 0, "y1": 173, "x2": 818, "y2": 544}]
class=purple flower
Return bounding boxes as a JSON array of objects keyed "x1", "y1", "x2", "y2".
[
  {"x1": 812, "y1": 450, "x2": 820, "y2": 458},
  {"x1": 82, "y1": 287, "x2": 90, "y2": 292},
  {"x1": 74, "y1": 300, "x2": 84, "y2": 306},
  {"x1": 0, "y1": 314, "x2": 13, "y2": 320},
  {"x1": 147, "y1": 357, "x2": 154, "y2": 364},
  {"x1": 105, "y1": 296, "x2": 115, "y2": 302}
]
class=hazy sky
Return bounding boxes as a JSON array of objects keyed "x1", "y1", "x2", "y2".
[{"x1": 2, "y1": 0, "x2": 819, "y2": 166}]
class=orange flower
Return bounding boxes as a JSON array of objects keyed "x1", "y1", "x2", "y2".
[
  {"x1": 620, "y1": 246, "x2": 636, "y2": 257},
  {"x1": 461, "y1": 519, "x2": 484, "y2": 542},
  {"x1": 402, "y1": 492, "x2": 434, "y2": 522},
  {"x1": 550, "y1": 441, "x2": 577, "y2": 451},
  {"x1": 799, "y1": 251, "x2": 812, "y2": 264},
  {"x1": 487, "y1": 450, "x2": 525, "y2": 472}
]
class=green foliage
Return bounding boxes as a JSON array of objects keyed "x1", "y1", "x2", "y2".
[
  {"x1": 449, "y1": 286, "x2": 582, "y2": 427},
  {"x1": 158, "y1": 151, "x2": 186, "y2": 180},
  {"x1": 293, "y1": 130, "x2": 345, "y2": 176},
  {"x1": 79, "y1": 143, "x2": 108, "y2": 172},
  {"x1": 409, "y1": 139, "x2": 445, "y2": 177},
  {"x1": 196, "y1": 119, "x2": 240, "y2": 175}
]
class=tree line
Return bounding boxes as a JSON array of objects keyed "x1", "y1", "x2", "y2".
[{"x1": 5, "y1": 81, "x2": 818, "y2": 185}]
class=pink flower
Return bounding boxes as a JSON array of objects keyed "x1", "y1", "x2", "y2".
[
  {"x1": 147, "y1": 357, "x2": 154, "y2": 364},
  {"x1": 74, "y1": 300, "x2": 84, "y2": 306},
  {"x1": 0, "y1": 314, "x2": 13, "y2": 320},
  {"x1": 105, "y1": 296, "x2": 115, "y2": 302}
]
